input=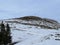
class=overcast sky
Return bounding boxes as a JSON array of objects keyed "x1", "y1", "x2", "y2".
[{"x1": 0, "y1": 0, "x2": 60, "y2": 22}]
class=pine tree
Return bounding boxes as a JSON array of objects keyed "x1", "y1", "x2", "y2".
[
  {"x1": 0, "y1": 21, "x2": 5, "y2": 32},
  {"x1": 6, "y1": 23, "x2": 12, "y2": 44},
  {"x1": 0, "y1": 21, "x2": 6, "y2": 44},
  {"x1": 0, "y1": 21, "x2": 12, "y2": 45},
  {"x1": 0, "y1": 21, "x2": 19, "y2": 45}
]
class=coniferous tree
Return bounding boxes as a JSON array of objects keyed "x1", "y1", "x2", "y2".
[
  {"x1": 0, "y1": 21, "x2": 6, "y2": 44},
  {"x1": 0, "y1": 21, "x2": 19, "y2": 45},
  {"x1": 0, "y1": 21, "x2": 5, "y2": 32},
  {"x1": 6, "y1": 23, "x2": 12, "y2": 44},
  {"x1": 0, "y1": 21, "x2": 12, "y2": 45}
]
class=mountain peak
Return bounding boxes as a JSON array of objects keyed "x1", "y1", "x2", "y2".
[
  {"x1": 14, "y1": 16, "x2": 42, "y2": 21},
  {"x1": 3, "y1": 16, "x2": 60, "y2": 29}
]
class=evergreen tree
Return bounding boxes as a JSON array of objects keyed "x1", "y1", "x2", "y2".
[
  {"x1": 6, "y1": 23, "x2": 12, "y2": 44},
  {"x1": 0, "y1": 21, "x2": 12, "y2": 45},
  {"x1": 0, "y1": 21, "x2": 6, "y2": 44},
  {"x1": 0, "y1": 21, "x2": 19, "y2": 45},
  {"x1": 0, "y1": 21, "x2": 5, "y2": 32}
]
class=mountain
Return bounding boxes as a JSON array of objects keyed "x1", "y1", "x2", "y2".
[
  {"x1": 4, "y1": 16, "x2": 60, "y2": 29},
  {"x1": 0, "y1": 16, "x2": 60, "y2": 45}
]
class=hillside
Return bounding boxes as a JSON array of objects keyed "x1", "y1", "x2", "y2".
[
  {"x1": 10, "y1": 22, "x2": 60, "y2": 45},
  {"x1": 4, "y1": 16, "x2": 60, "y2": 29},
  {"x1": 0, "y1": 16, "x2": 60, "y2": 45}
]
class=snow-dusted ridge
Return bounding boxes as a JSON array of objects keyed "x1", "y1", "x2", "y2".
[
  {"x1": 3, "y1": 16, "x2": 60, "y2": 29},
  {"x1": 0, "y1": 16, "x2": 60, "y2": 45}
]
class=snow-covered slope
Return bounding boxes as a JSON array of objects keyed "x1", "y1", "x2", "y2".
[
  {"x1": 1, "y1": 16, "x2": 60, "y2": 45},
  {"x1": 10, "y1": 23, "x2": 60, "y2": 45}
]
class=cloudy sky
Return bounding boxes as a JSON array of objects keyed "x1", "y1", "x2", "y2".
[{"x1": 0, "y1": 0, "x2": 60, "y2": 22}]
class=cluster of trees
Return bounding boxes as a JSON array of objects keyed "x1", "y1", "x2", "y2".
[
  {"x1": 0, "y1": 21, "x2": 20, "y2": 45},
  {"x1": 0, "y1": 21, "x2": 12, "y2": 45}
]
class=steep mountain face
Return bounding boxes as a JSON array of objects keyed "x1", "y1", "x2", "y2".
[{"x1": 4, "y1": 16, "x2": 60, "y2": 29}]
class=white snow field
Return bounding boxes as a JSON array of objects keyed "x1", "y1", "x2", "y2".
[{"x1": 10, "y1": 23, "x2": 60, "y2": 45}]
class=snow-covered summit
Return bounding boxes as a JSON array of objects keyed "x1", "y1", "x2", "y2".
[{"x1": 3, "y1": 16, "x2": 60, "y2": 29}]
